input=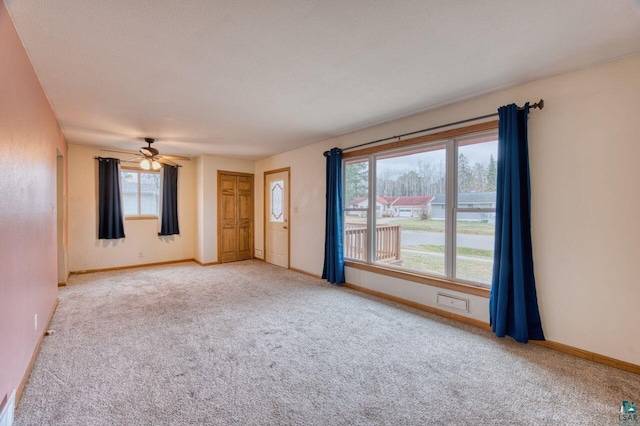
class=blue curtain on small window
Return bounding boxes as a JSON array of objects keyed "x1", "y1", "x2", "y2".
[
  {"x1": 322, "y1": 148, "x2": 345, "y2": 284},
  {"x1": 490, "y1": 103, "x2": 544, "y2": 343},
  {"x1": 158, "y1": 165, "x2": 180, "y2": 236},
  {"x1": 98, "y1": 157, "x2": 125, "y2": 239}
]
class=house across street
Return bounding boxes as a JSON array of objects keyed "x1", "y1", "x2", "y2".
[{"x1": 347, "y1": 195, "x2": 434, "y2": 218}]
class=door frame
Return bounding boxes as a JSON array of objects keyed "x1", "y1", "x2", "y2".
[
  {"x1": 264, "y1": 167, "x2": 291, "y2": 268},
  {"x1": 56, "y1": 149, "x2": 67, "y2": 285},
  {"x1": 217, "y1": 170, "x2": 255, "y2": 263}
]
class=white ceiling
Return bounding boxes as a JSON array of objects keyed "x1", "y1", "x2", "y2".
[{"x1": 6, "y1": 0, "x2": 640, "y2": 160}]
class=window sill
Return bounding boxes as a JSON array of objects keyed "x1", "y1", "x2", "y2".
[
  {"x1": 344, "y1": 260, "x2": 490, "y2": 298},
  {"x1": 125, "y1": 216, "x2": 158, "y2": 221}
]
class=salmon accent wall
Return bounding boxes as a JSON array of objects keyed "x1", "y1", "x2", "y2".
[{"x1": 0, "y1": 0, "x2": 67, "y2": 406}]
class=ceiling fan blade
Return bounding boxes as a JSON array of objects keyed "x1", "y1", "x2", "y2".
[
  {"x1": 100, "y1": 148, "x2": 139, "y2": 155},
  {"x1": 157, "y1": 154, "x2": 191, "y2": 161},
  {"x1": 123, "y1": 157, "x2": 142, "y2": 162},
  {"x1": 157, "y1": 158, "x2": 179, "y2": 167}
]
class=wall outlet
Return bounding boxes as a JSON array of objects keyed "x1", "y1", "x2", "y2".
[
  {"x1": 293, "y1": 205, "x2": 299, "y2": 213},
  {"x1": 138, "y1": 252, "x2": 143, "y2": 258},
  {"x1": 34, "y1": 314, "x2": 37, "y2": 331}
]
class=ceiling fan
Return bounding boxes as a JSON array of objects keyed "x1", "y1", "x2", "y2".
[{"x1": 101, "y1": 138, "x2": 190, "y2": 169}]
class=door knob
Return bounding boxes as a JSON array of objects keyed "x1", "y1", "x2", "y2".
[{"x1": 283, "y1": 226, "x2": 288, "y2": 229}]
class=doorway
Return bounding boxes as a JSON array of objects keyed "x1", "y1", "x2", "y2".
[
  {"x1": 56, "y1": 149, "x2": 66, "y2": 285},
  {"x1": 218, "y1": 171, "x2": 254, "y2": 263},
  {"x1": 264, "y1": 168, "x2": 290, "y2": 268}
]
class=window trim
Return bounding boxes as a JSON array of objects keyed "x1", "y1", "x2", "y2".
[
  {"x1": 344, "y1": 260, "x2": 490, "y2": 298},
  {"x1": 120, "y1": 167, "x2": 161, "y2": 219},
  {"x1": 342, "y1": 120, "x2": 498, "y2": 159},
  {"x1": 125, "y1": 215, "x2": 158, "y2": 221},
  {"x1": 342, "y1": 120, "x2": 498, "y2": 294}
]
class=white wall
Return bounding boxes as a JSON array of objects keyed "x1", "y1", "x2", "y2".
[
  {"x1": 194, "y1": 154, "x2": 254, "y2": 264},
  {"x1": 68, "y1": 144, "x2": 196, "y2": 270},
  {"x1": 255, "y1": 54, "x2": 640, "y2": 365},
  {"x1": 68, "y1": 147, "x2": 256, "y2": 268},
  {"x1": 255, "y1": 141, "x2": 333, "y2": 273},
  {"x1": 196, "y1": 155, "x2": 204, "y2": 262}
]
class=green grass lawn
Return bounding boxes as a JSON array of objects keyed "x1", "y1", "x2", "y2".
[
  {"x1": 345, "y1": 217, "x2": 494, "y2": 235},
  {"x1": 404, "y1": 244, "x2": 493, "y2": 258},
  {"x1": 345, "y1": 216, "x2": 494, "y2": 284},
  {"x1": 399, "y1": 251, "x2": 445, "y2": 275},
  {"x1": 400, "y1": 250, "x2": 493, "y2": 285}
]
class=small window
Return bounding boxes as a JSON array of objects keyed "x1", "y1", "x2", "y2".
[
  {"x1": 121, "y1": 170, "x2": 160, "y2": 217},
  {"x1": 269, "y1": 180, "x2": 284, "y2": 222}
]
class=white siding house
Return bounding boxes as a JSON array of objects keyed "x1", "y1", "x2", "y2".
[{"x1": 431, "y1": 192, "x2": 496, "y2": 222}]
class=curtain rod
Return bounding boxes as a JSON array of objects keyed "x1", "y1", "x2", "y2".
[
  {"x1": 323, "y1": 99, "x2": 544, "y2": 157},
  {"x1": 93, "y1": 156, "x2": 181, "y2": 167}
]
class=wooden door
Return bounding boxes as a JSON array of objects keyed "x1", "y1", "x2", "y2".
[
  {"x1": 218, "y1": 171, "x2": 254, "y2": 263},
  {"x1": 265, "y1": 169, "x2": 289, "y2": 268}
]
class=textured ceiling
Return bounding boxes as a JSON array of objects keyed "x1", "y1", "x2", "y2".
[{"x1": 5, "y1": 0, "x2": 640, "y2": 159}]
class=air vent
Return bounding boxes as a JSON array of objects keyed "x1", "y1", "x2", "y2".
[{"x1": 437, "y1": 293, "x2": 469, "y2": 312}]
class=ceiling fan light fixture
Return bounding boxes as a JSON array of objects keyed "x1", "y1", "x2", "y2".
[
  {"x1": 151, "y1": 160, "x2": 162, "y2": 170},
  {"x1": 140, "y1": 159, "x2": 151, "y2": 170}
]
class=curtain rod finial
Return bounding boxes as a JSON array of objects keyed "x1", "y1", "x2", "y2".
[
  {"x1": 531, "y1": 99, "x2": 544, "y2": 110},
  {"x1": 323, "y1": 148, "x2": 342, "y2": 157}
]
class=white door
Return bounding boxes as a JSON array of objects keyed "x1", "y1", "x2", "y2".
[{"x1": 265, "y1": 170, "x2": 289, "y2": 268}]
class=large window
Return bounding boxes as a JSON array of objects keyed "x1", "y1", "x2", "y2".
[
  {"x1": 121, "y1": 170, "x2": 160, "y2": 217},
  {"x1": 343, "y1": 130, "x2": 498, "y2": 287}
]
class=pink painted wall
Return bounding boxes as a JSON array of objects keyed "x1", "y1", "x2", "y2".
[{"x1": 0, "y1": 0, "x2": 67, "y2": 405}]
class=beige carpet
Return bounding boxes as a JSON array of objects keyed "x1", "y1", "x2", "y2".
[{"x1": 15, "y1": 261, "x2": 639, "y2": 425}]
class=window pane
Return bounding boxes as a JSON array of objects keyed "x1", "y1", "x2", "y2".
[
  {"x1": 344, "y1": 159, "x2": 369, "y2": 260},
  {"x1": 345, "y1": 212, "x2": 368, "y2": 261},
  {"x1": 375, "y1": 145, "x2": 446, "y2": 275},
  {"x1": 269, "y1": 180, "x2": 284, "y2": 222},
  {"x1": 457, "y1": 138, "x2": 498, "y2": 207},
  {"x1": 121, "y1": 171, "x2": 139, "y2": 216},
  {"x1": 345, "y1": 159, "x2": 369, "y2": 208},
  {"x1": 140, "y1": 172, "x2": 160, "y2": 215},
  {"x1": 455, "y1": 212, "x2": 494, "y2": 285}
]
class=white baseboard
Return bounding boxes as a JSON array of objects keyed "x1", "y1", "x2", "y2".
[{"x1": 0, "y1": 390, "x2": 16, "y2": 426}]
